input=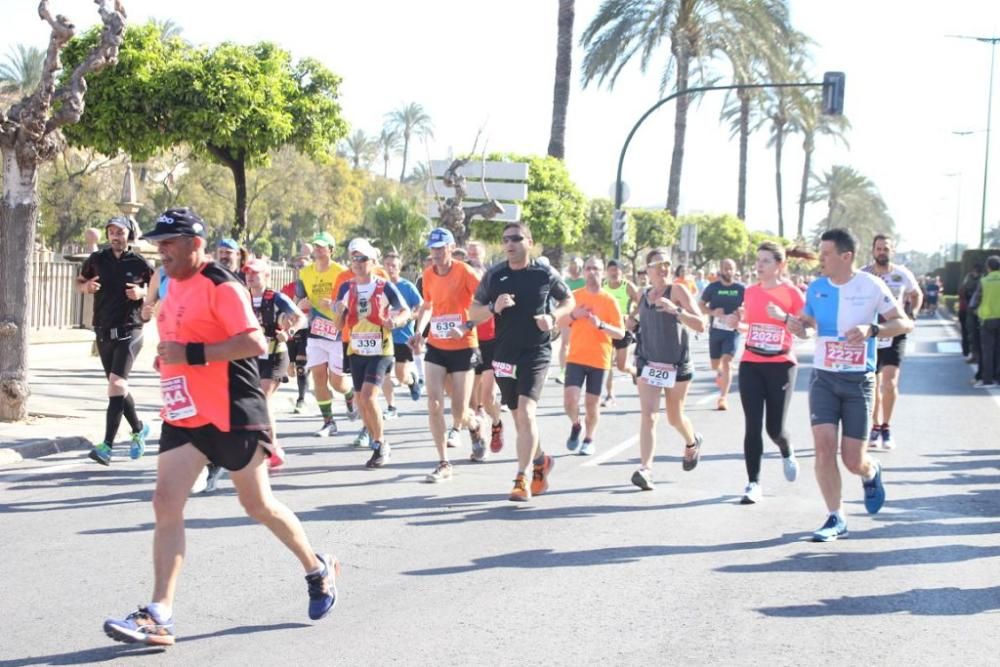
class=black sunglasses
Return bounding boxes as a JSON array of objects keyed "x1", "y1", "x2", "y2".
[
  {"x1": 351, "y1": 255, "x2": 370, "y2": 263},
  {"x1": 502, "y1": 235, "x2": 525, "y2": 243}
]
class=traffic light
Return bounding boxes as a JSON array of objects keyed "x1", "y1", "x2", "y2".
[
  {"x1": 612, "y1": 209, "x2": 628, "y2": 244},
  {"x1": 822, "y1": 71, "x2": 845, "y2": 115}
]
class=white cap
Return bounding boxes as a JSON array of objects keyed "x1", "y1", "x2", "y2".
[{"x1": 347, "y1": 238, "x2": 379, "y2": 259}]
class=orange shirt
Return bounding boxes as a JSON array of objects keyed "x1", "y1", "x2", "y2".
[
  {"x1": 567, "y1": 287, "x2": 624, "y2": 370},
  {"x1": 422, "y1": 261, "x2": 480, "y2": 350},
  {"x1": 332, "y1": 266, "x2": 389, "y2": 342},
  {"x1": 157, "y1": 262, "x2": 269, "y2": 432}
]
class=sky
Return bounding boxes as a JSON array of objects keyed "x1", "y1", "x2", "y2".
[{"x1": 2, "y1": 0, "x2": 999, "y2": 254}]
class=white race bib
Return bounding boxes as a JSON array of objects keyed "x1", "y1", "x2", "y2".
[
  {"x1": 351, "y1": 331, "x2": 382, "y2": 356},
  {"x1": 819, "y1": 338, "x2": 867, "y2": 372},
  {"x1": 747, "y1": 323, "x2": 786, "y2": 354},
  {"x1": 711, "y1": 317, "x2": 736, "y2": 332},
  {"x1": 310, "y1": 317, "x2": 339, "y2": 341},
  {"x1": 430, "y1": 314, "x2": 462, "y2": 339},
  {"x1": 161, "y1": 376, "x2": 197, "y2": 421},
  {"x1": 492, "y1": 361, "x2": 516, "y2": 378},
  {"x1": 877, "y1": 336, "x2": 893, "y2": 349},
  {"x1": 640, "y1": 361, "x2": 677, "y2": 388}
]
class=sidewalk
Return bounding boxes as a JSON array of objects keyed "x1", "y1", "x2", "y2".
[{"x1": 0, "y1": 325, "x2": 162, "y2": 465}]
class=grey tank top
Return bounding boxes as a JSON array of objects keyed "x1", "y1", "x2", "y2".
[{"x1": 635, "y1": 286, "x2": 689, "y2": 365}]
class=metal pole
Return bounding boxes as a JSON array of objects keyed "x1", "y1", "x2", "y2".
[{"x1": 980, "y1": 39, "x2": 997, "y2": 248}]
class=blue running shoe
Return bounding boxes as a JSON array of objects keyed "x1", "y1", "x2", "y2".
[
  {"x1": 408, "y1": 372, "x2": 421, "y2": 401},
  {"x1": 129, "y1": 423, "x2": 150, "y2": 460},
  {"x1": 566, "y1": 423, "x2": 582, "y2": 451},
  {"x1": 305, "y1": 553, "x2": 340, "y2": 620},
  {"x1": 578, "y1": 438, "x2": 595, "y2": 456},
  {"x1": 88, "y1": 442, "x2": 112, "y2": 466},
  {"x1": 862, "y1": 461, "x2": 885, "y2": 514},
  {"x1": 354, "y1": 427, "x2": 371, "y2": 449},
  {"x1": 812, "y1": 514, "x2": 848, "y2": 542},
  {"x1": 104, "y1": 606, "x2": 175, "y2": 646}
]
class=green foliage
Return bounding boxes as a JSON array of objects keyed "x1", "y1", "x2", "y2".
[
  {"x1": 579, "y1": 197, "x2": 615, "y2": 259},
  {"x1": 620, "y1": 207, "x2": 676, "y2": 272},
  {"x1": 349, "y1": 193, "x2": 430, "y2": 261},
  {"x1": 251, "y1": 237, "x2": 273, "y2": 259},
  {"x1": 37, "y1": 151, "x2": 123, "y2": 249},
  {"x1": 682, "y1": 212, "x2": 749, "y2": 269},
  {"x1": 0, "y1": 44, "x2": 45, "y2": 95}
]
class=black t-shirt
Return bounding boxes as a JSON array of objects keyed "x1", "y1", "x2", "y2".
[
  {"x1": 701, "y1": 280, "x2": 745, "y2": 315},
  {"x1": 473, "y1": 259, "x2": 570, "y2": 360},
  {"x1": 79, "y1": 247, "x2": 153, "y2": 330}
]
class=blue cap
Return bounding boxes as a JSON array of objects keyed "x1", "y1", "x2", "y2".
[
  {"x1": 217, "y1": 238, "x2": 240, "y2": 250},
  {"x1": 427, "y1": 227, "x2": 455, "y2": 248}
]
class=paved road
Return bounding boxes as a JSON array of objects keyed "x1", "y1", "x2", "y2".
[{"x1": 1, "y1": 314, "x2": 998, "y2": 665}]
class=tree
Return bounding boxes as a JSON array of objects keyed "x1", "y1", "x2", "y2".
[
  {"x1": 149, "y1": 17, "x2": 183, "y2": 43},
  {"x1": 547, "y1": 0, "x2": 575, "y2": 159},
  {"x1": 376, "y1": 126, "x2": 401, "y2": 179},
  {"x1": 385, "y1": 102, "x2": 432, "y2": 183},
  {"x1": 683, "y1": 212, "x2": 749, "y2": 269},
  {"x1": 807, "y1": 165, "x2": 894, "y2": 251},
  {"x1": 349, "y1": 193, "x2": 429, "y2": 261},
  {"x1": 579, "y1": 197, "x2": 616, "y2": 259},
  {"x1": 0, "y1": 44, "x2": 46, "y2": 96},
  {"x1": 63, "y1": 27, "x2": 349, "y2": 241},
  {"x1": 0, "y1": 0, "x2": 126, "y2": 421},
  {"x1": 581, "y1": 0, "x2": 790, "y2": 215},
  {"x1": 340, "y1": 129, "x2": 376, "y2": 170},
  {"x1": 38, "y1": 149, "x2": 124, "y2": 250},
  {"x1": 620, "y1": 207, "x2": 676, "y2": 276}
]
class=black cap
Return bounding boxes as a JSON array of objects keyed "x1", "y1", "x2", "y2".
[{"x1": 144, "y1": 208, "x2": 208, "y2": 241}]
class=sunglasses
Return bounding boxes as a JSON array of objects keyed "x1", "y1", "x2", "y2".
[
  {"x1": 502, "y1": 235, "x2": 525, "y2": 243},
  {"x1": 584, "y1": 265, "x2": 602, "y2": 272},
  {"x1": 351, "y1": 255, "x2": 370, "y2": 263},
  {"x1": 647, "y1": 260, "x2": 668, "y2": 269}
]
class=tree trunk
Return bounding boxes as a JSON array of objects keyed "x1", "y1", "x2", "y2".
[
  {"x1": 547, "y1": 0, "x2": 575, "y2": 160},
  {"x1": 383, "y1": 153, "x2": 389, "y2": 179},
  {"x1": 797, "y1": 135, "x2": 813, "y2": 239},
  {"x1": 774, "y1": 120, "x2": 785, "y2": 238},
  {"x1": 0, "y1": 150, "x2": 39, "y2": 421},
  {"x1": 231, "y1": 157, "x2": 248, "y2": 242},
  {"x1": 399, "y1": 133, "x2": 410, "y2": 183},
  {"x1": 666, "y1": 54, "x2": 691, "y2": 216},
  {"x1": 736, "y1": 92, "x2": 750, "y2": 221}
]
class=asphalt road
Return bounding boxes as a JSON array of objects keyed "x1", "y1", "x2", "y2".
[{"x1": 1, "y1": 313, "x2": 998, "y2": 666}]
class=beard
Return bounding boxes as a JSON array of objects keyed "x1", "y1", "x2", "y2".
[{"x1": 875, "y1": 255, "x2": 890, "y2": 267}]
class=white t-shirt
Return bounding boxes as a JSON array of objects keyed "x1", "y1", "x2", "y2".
[{"x1": 862, "y1": 263, "x2": 918, "y2": 310}]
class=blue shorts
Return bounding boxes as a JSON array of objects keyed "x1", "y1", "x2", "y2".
[
  {"x1": 709, "y1": 328, "x2": 740, "y2": 359},
  {"x1": 808, "y1": 369, "x2": 874, "y2": 441}
]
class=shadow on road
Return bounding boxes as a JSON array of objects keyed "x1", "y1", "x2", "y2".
[{"x1": 755, "y1": 585, "x2": 1000, "y2": 617}]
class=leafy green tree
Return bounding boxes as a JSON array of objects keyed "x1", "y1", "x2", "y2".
[
  {"x1": 349, "y1": 193, "x2": 429, "y2": 261},
  {"x1": 63, "y1": 25, "x2": 349, "y2": 241},
  {"x1": 621, "y1": 207, "x2": 676, "y2": 276},
  {"x1": 683, "y1": 212, "x2": 749, "y2": 269},
  {"x1": 0, "y1": 44, "x2": 45, "y2": 96},
  {"x1": 385, "y1": 102, "x2": 432, "y2": 183},
  {"x1": 37, "y1": 149, "x2": 124, "y2": 250},
  {"x1": 581, "y1": 0, "x2": 790, "y2": 215},
  {"x1": 579, "y1": 197, "x2": 616, "y2": 259}
]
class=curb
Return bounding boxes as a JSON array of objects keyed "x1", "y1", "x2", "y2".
[{"x1": 0, "y1": 436, "x2": 93, "y2": 466}]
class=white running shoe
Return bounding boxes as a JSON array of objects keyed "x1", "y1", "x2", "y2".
[
  {"x1": 741, "y1": 482, "x2": 762, "y2": 504},
  {"x1": 782, "y1": 454, "x2": 799, "y2": 482}
]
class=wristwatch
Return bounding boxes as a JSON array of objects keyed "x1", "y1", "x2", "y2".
[
  {"x1": 464, "y1": 320, "x2": 476, "y2": 331},
  {"x1": 869, "y1": 323, "x2": 881, "y2": 338},
  {"x1": 597, "y1": 320, "x2": 604, "y2": 331}
]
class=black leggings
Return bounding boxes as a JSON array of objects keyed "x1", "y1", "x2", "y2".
[{"x1": 738, "y1": 361, "x2": 796, "y2": 483}]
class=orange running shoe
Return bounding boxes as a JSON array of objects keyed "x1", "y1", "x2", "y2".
[
  {"x1": 531, "y1": 454, "x2": 555, "y2": 495},
  {"x1": 509, "y1": 473, "x2": 531, "y2": 502}
]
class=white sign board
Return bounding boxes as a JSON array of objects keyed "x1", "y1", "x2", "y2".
[
  {"x1": 679, "y1": 224, "x2": 698, "y2": 253},
  {"x1": 428, "y1": 159, "x2": 529, "y2": 224}
]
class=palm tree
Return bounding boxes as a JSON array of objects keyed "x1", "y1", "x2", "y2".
[
  {"x1": 340, "y1": 129, "x2": 376, "y2": 170},
  {"x1": 376, "y1": 126, "x2": 402, "y2": 179},
  {"x1": 149, "y1": 18, "x2": 184, "y2": 43},
  {"x1": 581, "y1": 0, "x2": 790, "y2": 216},
  {"x1": 405, "y1": 161, "x2": 433, "y2": 188},
  {"x1": 807, "y1": 165, "x2": 893, "y2": 250},
  {"x1": 547, "y1": 0, "x2": 575, "y2": 159},
  {"x1": 0, "y1": 44, "x2": 45, "y2": 96},
  {"x1": 386, "y1": 102, "x2": 433, "y2": 183},
  {"x1": 789, "y1": 88, "x2": 850, "y2": 238}
]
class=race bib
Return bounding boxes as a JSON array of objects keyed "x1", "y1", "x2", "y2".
[
  {"x1": 310, "y1": 317, "x2": 339, "y2": 340},
  {"x1": 430, "y1": 314, "x2": 462, "y2": 339},
  {"x1": 747, "y1": 323, "x2": 786, "y2": 354},
  {"x1": 351, "y1": 331, "x2": 382, "y2": 356},
  {"x1": 161, "y1": 376, "x2": 197, "y2": 421},
  {"x1": 877, "y1": 337, "x2": 893, "y2": 349},
  {"x1": 492, "y1": 361, "x2": 516, "y2": 378},
  {"x1": 820, "y1": 338, "x2": 867, "y2": 372},
  {"x1": 640, "y1": 361, "x2": 676, "y2": 388},
  {"x1": 711, "y1": 317, "x2": 736, "y2": 332}
]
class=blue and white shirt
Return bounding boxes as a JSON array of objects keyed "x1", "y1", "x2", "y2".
[{"x1": 803, "y1": 272, "x2": 896, "y2": 373}]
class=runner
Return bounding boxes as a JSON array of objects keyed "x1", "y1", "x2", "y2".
[
  {"x1": 214, "y1": 238, "x2": 242, "y2": 275},
  {"x1": 244, "y1": 258, "x2": 307, "y2": 469},
  {"x1": 785, "y1": 228, "x2": 912, "y2": 542},
  {"x1": 467, "y1": 240, "x2": 505, "y2": 455},
  {"x1": 469, "y1": 222, "x2": 574, "y2": 502},
  {"x1": 77, "y1": 216, "x2": 152, "y2": 466},
  {"x1": 102, "y1": 208, "x2": 338, "y2": 647},
  {"x1": 699, "y1": 258, "x2": 745, "y2": 411},
  {"x1": 295, "y1": 231, "x2": 356, "y2": 437},
  {"x1": 332, "y1": 238, "x2": 410, "y2": 468},
  {"x1": 736, "y1": 242, "x2": 804, "y2": 504},
  {"x1": 629, "y1": 249, "x2": 706, "y2": 491},
  {"x1": 556, "y1": 256, "x2": 585, "y2": 384},
  {"x1": 380, "y1": 250, "x2": 423, "y2": 419},
  {"x1": 862, "y1": 234, "x2": 921, "y2": 450},
  {"x1": 280, "y1": 274, "x2": 310, "y2": 414},
  {"x1": 559, "y1": 257, "x2": 626, "y2": 456},
  {"x1": 922, "y1": 275, "x2": 941, "y2": 314},
  {"x1": 601, "y1": 259, "x2": 639, "y2": 407},
  {"x1": 410, "y1": 228, "x2": 486, "y2": 482}
]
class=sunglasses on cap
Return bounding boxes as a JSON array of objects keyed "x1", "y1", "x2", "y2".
[{"x1": 502, "y1": 235, "x2": 525, "y2": 243}]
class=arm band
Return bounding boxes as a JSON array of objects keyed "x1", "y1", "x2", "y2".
[{"x1": 186, "y1": 342, "x2": 207, "y2": 366}]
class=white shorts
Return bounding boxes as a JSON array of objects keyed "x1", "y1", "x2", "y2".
[{"x1": 305, "y1": 336, "x2": 344, "y2": 375}]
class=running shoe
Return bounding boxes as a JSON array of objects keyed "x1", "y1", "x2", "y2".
[
  {"x1": 682, "y1": 433, "x2": 704, "y2": 471},
  {"x1": 294, "y1": 398, "x2": 306, "y2": 414},
  {"x1": 716, "y1": 397, "x2": 728, "y2": 411},
  {"x1": 305, "y1": 553, "x2": 340, "y2": 620},
  {"x1": 469, "y1": 419, "x2": 488, "y2": 462},
  {"x1": 862, "y1": 461, "x2": 886, "y2": 514},
  {"x1": 268, "y1": 445, "x2": 286, "y2": 470},
  {"x1": 204, "y1": 464, "x2": 225, "y2": 493},
  {"x1": 88, "y1": 441, "x2": 112, "y2": 466},
  {"x1": 868, "y1": 425, "x2": 882, "y2": 449},
  {"x1": 425, "y1": 461, "x2": 453, "y2": 482},
  {"x1": 782, "y1": 454, "x2": 799, "y2": 482},
  {"x1": 973, "y1": 380, "x2": 998, "y2": 388},
  {"x1": 631, "y1": 467, "x2": 654, "y2": 491},
  {"x1": 383, "y1": 405, "x2": 399, "y2": 420},
  {"x1": 353, "y1": 427, "x2": 371, "y2": 449},
  {"x1": 566, "y1": 422, "x2": 582, "y2": 452},
  {"x1": 579, "y1": 438, "x2": 595, "y2": 456},
  {"x1": 366, "y1": 441, "x2": 390, "y2": 468},
  {"x1": 129, "y1": 423, "x2": 150, "y2": 460},
  {"x1": 489, "y1": 420, "x2": 504, "y2": 453},
  {"x1": 408, "y1": 372, "x2": 421, "y2": 401},
  {"x1": 446, "y1": 427, "x2": 461, "y2": 448},
  {"x1": 554, "y1": 369, "x2": 565, "y2": 384},
  {"x1": 345, "y1": 394, "x2": 359, "y2": 420},
  {"x1": 600, "y1": 395, "x2": 616, "y2": 408},
  {"x1": 880, "y1": 426, "x2": 895, "y2": 451},
  {"x1": 190, "y1": 466, "x2": 209, "y2": 494},
  {"x1": 509, "y1": 473, "x2": 531, "y2": 502},
  {"x1": 314, "y1": 419, "x2": 337, "y2": 437},
  {"x1": 103, "y1": 606, "x2": 175, "y2": 646},
  {"x1": 530, "y1": 455, "x2": 555, "y2": 495},
  {"x1": 811, "y1": 514, "x2": 848, "y2": 542},
  {"x1": 741, "y1": 481, "x2": 762, "y2": 504}
]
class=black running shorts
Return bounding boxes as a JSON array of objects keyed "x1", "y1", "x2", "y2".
[
  {"x1": 495, "y1": 349, "x2": 550, "y2": 410},
  {"x1": 159, "y1": 422, "x2": 272, "y2": 472}
]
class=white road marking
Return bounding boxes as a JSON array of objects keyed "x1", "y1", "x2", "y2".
[{"x1": 582, "y1": 434, "x2": 638, "y2": 467}]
